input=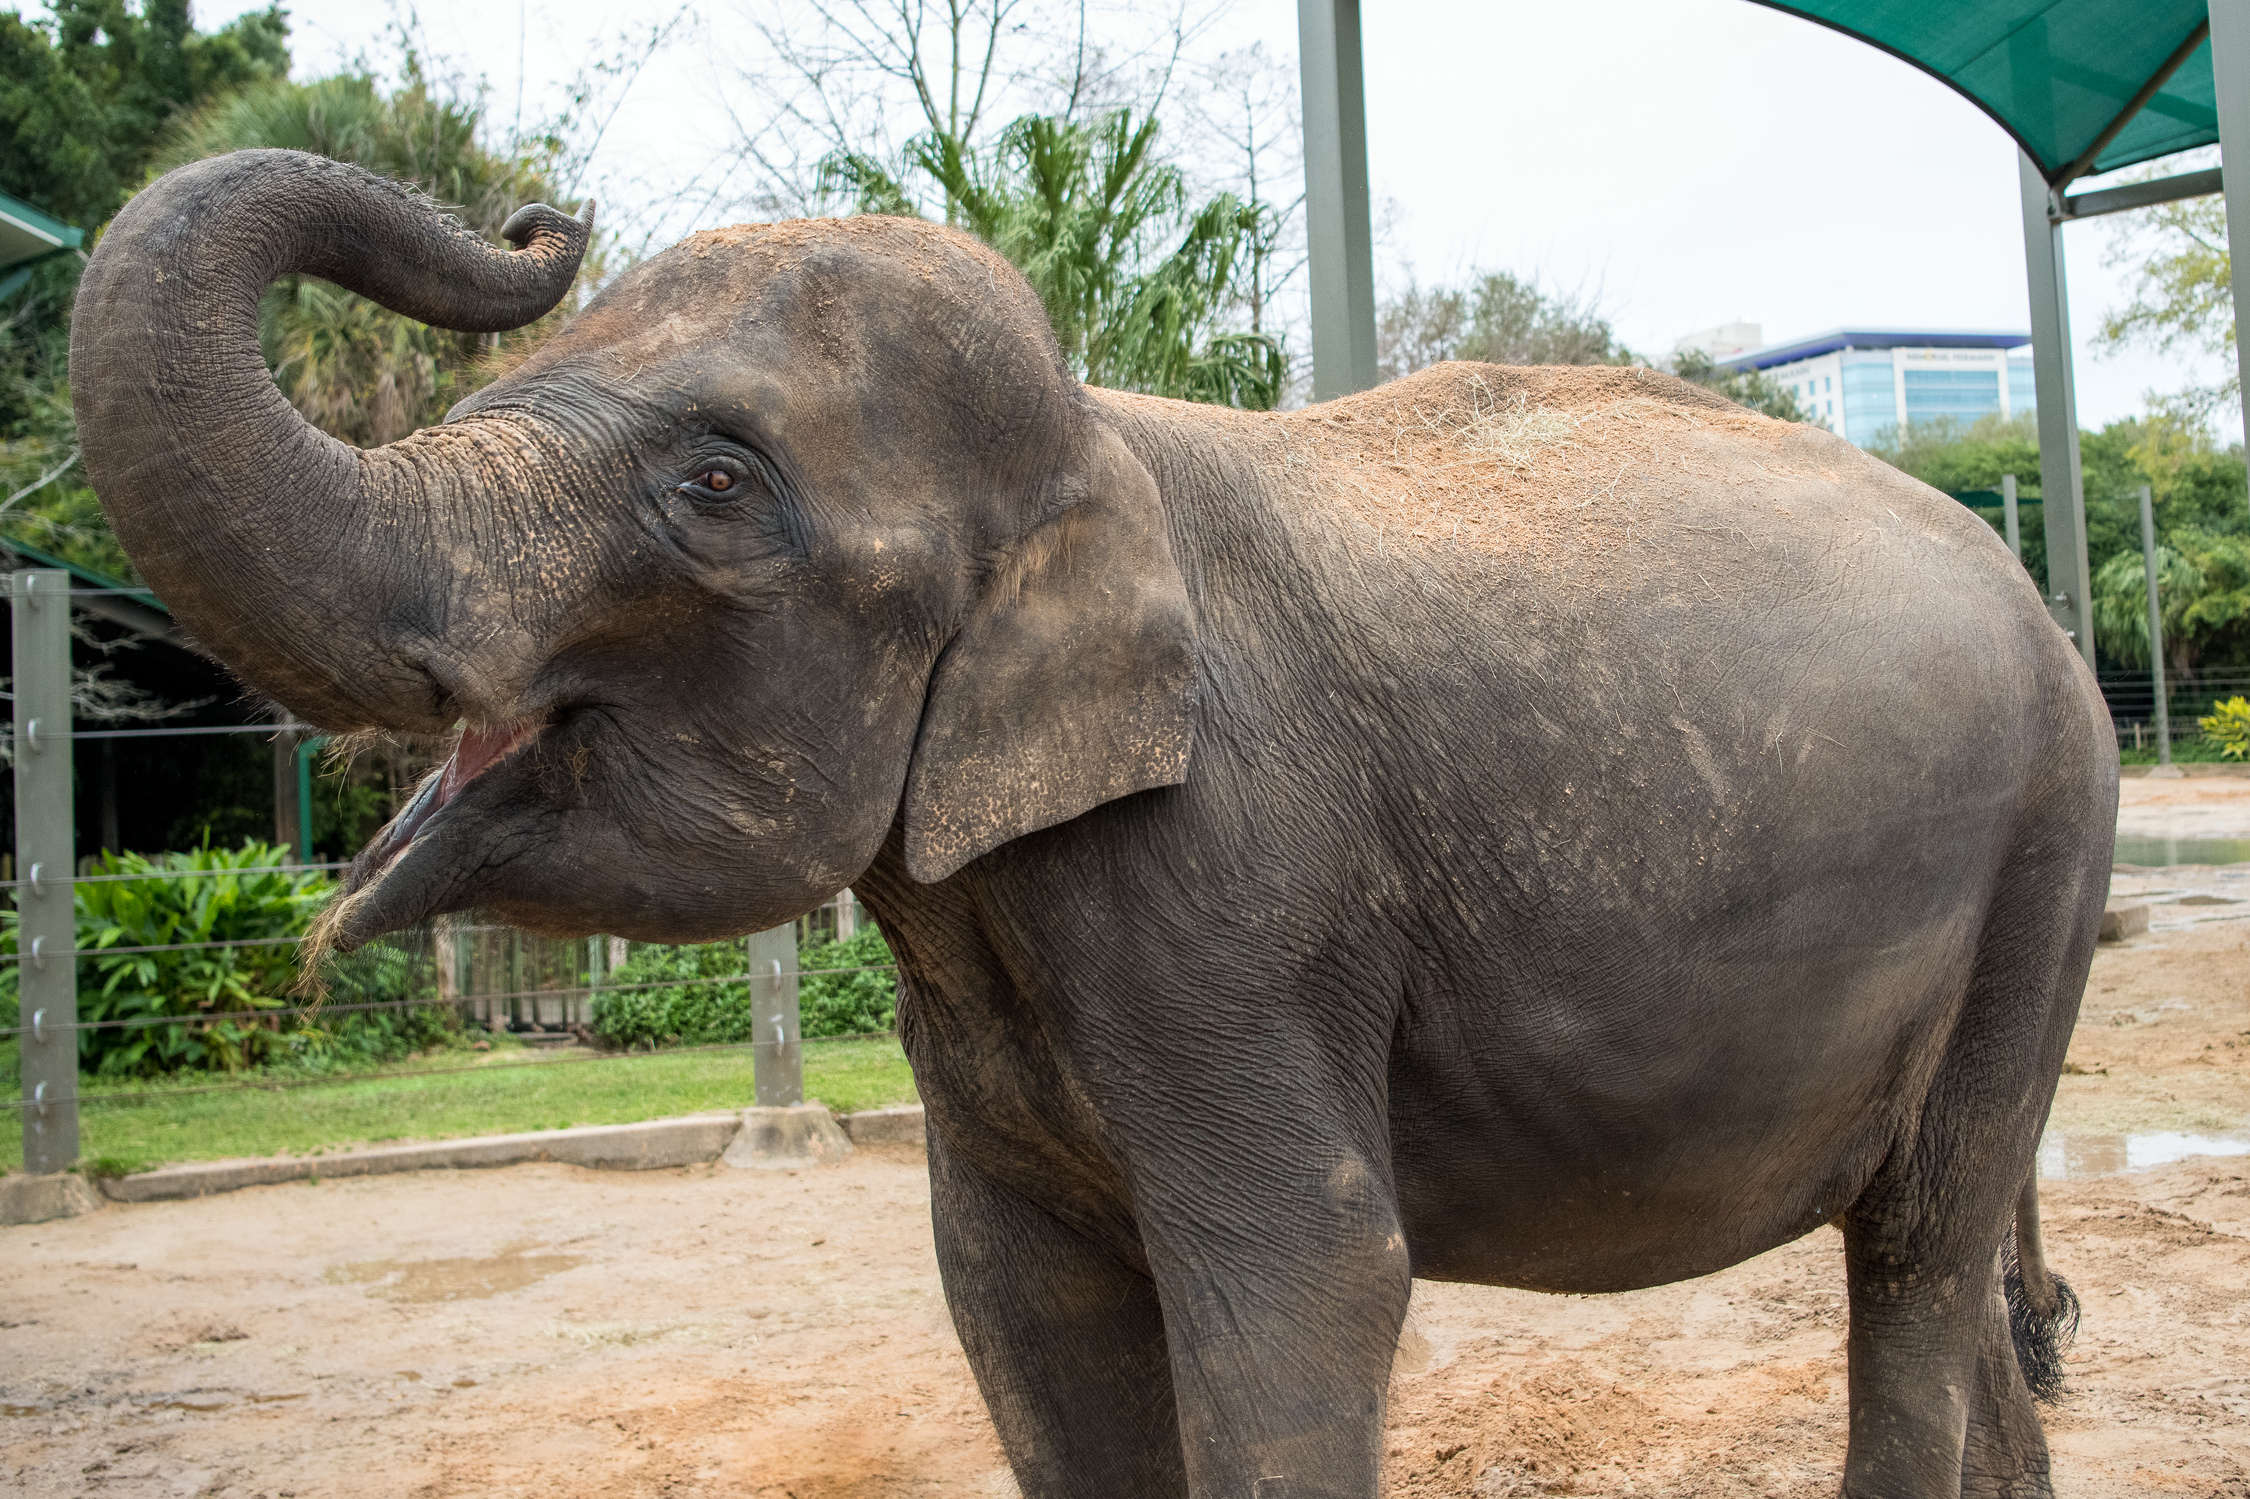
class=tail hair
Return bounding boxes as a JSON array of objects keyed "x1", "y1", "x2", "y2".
[{"x1": 2002, "y1": 1234, "x2": 2081, "y2": 1403}]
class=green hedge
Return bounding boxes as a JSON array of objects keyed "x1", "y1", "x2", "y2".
[{"x1": 588, "y1": 925, "x2": 898, "y2": 1050}]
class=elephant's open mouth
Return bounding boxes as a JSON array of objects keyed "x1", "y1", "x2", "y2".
[{"x1": 348, "y1": 716, "x2": 547, "y2": 889}]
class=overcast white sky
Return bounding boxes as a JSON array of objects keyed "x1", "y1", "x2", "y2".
[{"x1": 202, "y1": 0, "x2": 2230, "y2": 441}]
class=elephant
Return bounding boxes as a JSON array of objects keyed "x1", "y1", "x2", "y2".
[{"x1": 73, "y1": 150, "x2": 2111, "y2": 1498}]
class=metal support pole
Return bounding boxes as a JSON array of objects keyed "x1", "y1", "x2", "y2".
[
  {"x1": 272, "y1": 721, "x2": 299, "y2": 857},
  {"x1": 295, "y1": 737, "x2": 317, "y2": 865},
  {"x1": 1298, "y1": 0, "x2": 1377, "y2": 399},
  {"x1": 2141, "y1": 485, "x2": 2171, "y2": 764},
  {"x1": 13, "y1": 569, "x2": 76, "y2": 1173},
  {"x1": 2001, "y1": 473, "x2": 2022, "y2": 562},
  {"x1": 2207, "y1": 1, "x2": 2250, "y2": 479},
  {"x1": 835, "y1": 888, "x2": 857, "y2": 942},
  {"x1": 748, "y1": 923, "x2": 801, "y2": 1107},
  {"x1": 2018, "y1": 151, "x2": 2096, "y2": 670}
]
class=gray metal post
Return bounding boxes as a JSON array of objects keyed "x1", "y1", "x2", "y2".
[
  {"x1": 1298, "y1": 0, "x2": 1377, "y2": 399},
  {"x1": 271, "y1": 721, "x2": 299, "y2": 858},
  {"x1": 2140, "y1": 485, "x2": 2171, "y2": 764},
  {"x1": 2001, "y1": 473, "x2": 2022, "y2": 561},
  {"x1": 2018, "y1": 151, "x2": 2096, "y2": 670},
  {"x1": 13, "y1": 569, "x2": 76, "y2": 1173},
  {"x1": 2208, "y1": 1, "x2": 2250, "y2": 478},
  {"x1": 748, "y1": 923, "x2": 801, "y2": 1107}
]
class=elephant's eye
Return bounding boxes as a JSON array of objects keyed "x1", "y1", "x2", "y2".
[{"x1": 698, "y1": 470, "x2": 733, "y2": 493}]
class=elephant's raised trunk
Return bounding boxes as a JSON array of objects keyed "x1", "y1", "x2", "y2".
[{"x1": 70, "y1": 148, "x2": 590, "y2": 730}]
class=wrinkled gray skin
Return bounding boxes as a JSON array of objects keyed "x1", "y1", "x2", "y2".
[{"x1": 74, "y1": 151, "x2": 2115, "y2": 1498}]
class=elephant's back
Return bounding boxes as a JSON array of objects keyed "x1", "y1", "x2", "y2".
[{"x1": 1103, "y1": 363, "x2": 2016, "y2": 597}]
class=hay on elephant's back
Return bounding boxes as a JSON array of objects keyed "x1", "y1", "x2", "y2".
[{"x1": 1267, "y1": 362, "x2": 1817, "y2": 566}]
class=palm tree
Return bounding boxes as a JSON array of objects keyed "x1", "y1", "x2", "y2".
[{"x1": 824, "y1": 110, "x2": 1285, "y2": 409}]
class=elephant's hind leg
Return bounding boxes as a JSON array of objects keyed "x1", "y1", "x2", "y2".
[
  {"x1": 927, "y1": 1131, "x2": 1186, "y2": 1498},
  {"x1": 1838, "y1": 845, "x2": 2098, "y2": 1498}
]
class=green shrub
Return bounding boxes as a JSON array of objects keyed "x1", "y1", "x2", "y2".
[
  {"x1": 0, "y1": 841, "x2": 451, "y2": 1077},
  {"x1": 2, "y1": 842, "x2": 332, "y2": 1075},
  {"x1": 591, "y1": 941, "x2": 755, "y2": 1049},
  {"x1": 800, "y1": 927, "x2": 898, "y2": 1037},
  {"x1": 2199, "y1": 696, "x2": 2250, "y2": 759},
  {"x1": 587, "y1": 924, "x2": 900, "y2": 1049}
]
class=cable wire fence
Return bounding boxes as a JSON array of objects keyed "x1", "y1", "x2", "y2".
[
  {"x1": 2099, "y1": 671, "x2": 2250, "y2": 750},
  {"x1": 4, "y1": 568, "x2": 903, "y2": 1174}
]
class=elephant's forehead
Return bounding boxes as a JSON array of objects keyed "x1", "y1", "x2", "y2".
[{"x1": 565, "y1": 216, "x2": 1027, "y2": 353}]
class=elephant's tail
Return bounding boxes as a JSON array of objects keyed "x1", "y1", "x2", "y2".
[{"x1": 2003, "y1": 1171, "x2": 2081, "y2": 1403}]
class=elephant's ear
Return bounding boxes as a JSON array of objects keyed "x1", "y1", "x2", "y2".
[{"x1": 902, "y1": 425, "x2": 1197, "y2": 883}]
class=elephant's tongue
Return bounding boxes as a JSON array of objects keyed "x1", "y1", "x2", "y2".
[{"x1": 349, "y1": 720, "x2": 538, "y2": 890}]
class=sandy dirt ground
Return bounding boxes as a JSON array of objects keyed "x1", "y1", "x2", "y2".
[
  {"x1": 6, "y1": 840, "x2": 2250, "y2": 1495},
  {"x1": 2117, "y1": 774, "x2": 2250, "y2": 842}
]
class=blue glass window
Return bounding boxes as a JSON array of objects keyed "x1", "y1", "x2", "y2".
[
  {"x1": 1841, "y1": 356, "x2": 1897, "y2": 445},
  {"x1": 2008, "y1": 361, "x2": 2037, "y2": 418},
  {"x1": 1902, "y1": 368, "x2": 2000, "y2": 428}
]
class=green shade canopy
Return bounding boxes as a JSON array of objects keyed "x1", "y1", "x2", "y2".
[
  {"x1": 1752, "y1": 2, "x2": 2214, "y2": 185},
  {"x1": 0, "y1": 187, "x2": 81, "y2": 272}
]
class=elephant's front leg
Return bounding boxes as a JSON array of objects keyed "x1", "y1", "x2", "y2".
[
  {"x1": 928, "y1": 1130, "x2": 1188, "y2": 1496},
  {"x1": 1135, "y1": 1133, "x2": 1413, "y2": 1498}
]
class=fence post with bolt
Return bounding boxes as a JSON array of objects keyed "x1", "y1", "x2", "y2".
[
  {"x1": 13, "y1": 569, "x2": 80, "y2": 1177},
  {"x1": 722, "y1": 922, "x2": 851, "y2": 1169}
]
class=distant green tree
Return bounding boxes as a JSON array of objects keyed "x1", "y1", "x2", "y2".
[
  {"x1": 1666, "y1": 347, "x2": 1807, "y2": 424},
  {"x1": 1379, "y1": 270, "x2": 1638, "y2": 382},
  {"x1": 2090, "y1": 528, "x2": 2250, "y2": 678},
  {"x1": 823, "y1": 110, "x2": 1285, "y2": 409},
  {"x1": 0, "y1": 0, "x2": 287, "y2": 229},
  {"x1": 2097, "y1": 187, "x2": 2233, "y2": 412},
  {"x1": 0, "y1": 1, "x2": 290, "y2": 579}
]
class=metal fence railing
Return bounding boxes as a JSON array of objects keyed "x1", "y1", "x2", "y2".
[
  {"x1": 5, "y1": 568, "x2": 896, "y2": 1176},
  {"x1": 2099, "y1": 670, "x2": 2250, "y2": 749}
]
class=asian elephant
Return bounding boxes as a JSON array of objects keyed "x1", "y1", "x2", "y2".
[{"x1": 72, "y1": 150, "x2": 2111, "y2": 1498}]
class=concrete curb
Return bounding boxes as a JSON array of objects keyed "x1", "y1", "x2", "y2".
[
  {"x1": 840, "y1": 1105, "x2": 927, "y2": 1147},
  {"x1": 86, "y1": 1106, "x2": 926, "y2": 1204}
]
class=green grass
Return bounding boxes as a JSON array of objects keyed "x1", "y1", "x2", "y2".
[{"x1": 0, "y1": 1034, "x2": 917, "y2": 1175}]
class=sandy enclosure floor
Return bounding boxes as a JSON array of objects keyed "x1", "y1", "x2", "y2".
[
  {"x1": 2117, "y1": 776, "x2": 2250, "y2": 841},
  {"x1": 3, "y1": 1149, "x2": 2247, "y2": 1498},
  {"x1": 6, "y1": 803, "x2": 2250, "y2": 1496}
]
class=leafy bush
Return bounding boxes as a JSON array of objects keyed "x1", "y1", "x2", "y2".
[
  {"x1": 587, "y1": 925, "x2": 899, "y2": 1050},
  {"x1": 0, "y1": 840, "x2": 452, "y2": 1076},
  {"x1": 591, "y1": 941, "x2": 755, "y2": 1050},
  {"x1": 1, "y1": 842, "x2": 330, "y2": 1075},
  {"x1": 2200, "y1": 696, "x2": 2250, "y2": 759},
  {"x1": 800, "y1": 927, "x2": 898, "y2": 1037}
]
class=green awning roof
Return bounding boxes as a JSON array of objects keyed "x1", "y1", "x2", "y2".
[
  {"x1": 0, "y1": 188, "x2": 81, "y2": 272},
  {"x1": 1752, "y1": 2, "x2": 2215, "y2": 186}
]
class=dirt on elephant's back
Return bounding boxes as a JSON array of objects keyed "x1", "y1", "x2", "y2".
[{"x1": 1159, "y1": 362, "x2": 1937, "y2": 573}]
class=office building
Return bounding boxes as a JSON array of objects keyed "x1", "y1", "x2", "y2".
[{"x1": 1713, "y1": 329, "x2": 2036, "y2": 448}]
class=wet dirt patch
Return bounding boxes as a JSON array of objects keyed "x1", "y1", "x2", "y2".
[{"x1": 325, "y1": 1244, "x2": 587, "y2": 1303}]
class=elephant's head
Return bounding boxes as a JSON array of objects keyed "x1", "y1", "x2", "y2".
[{"x1": 72, "y1": 149, "x2": 1197, "y2": 948}]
